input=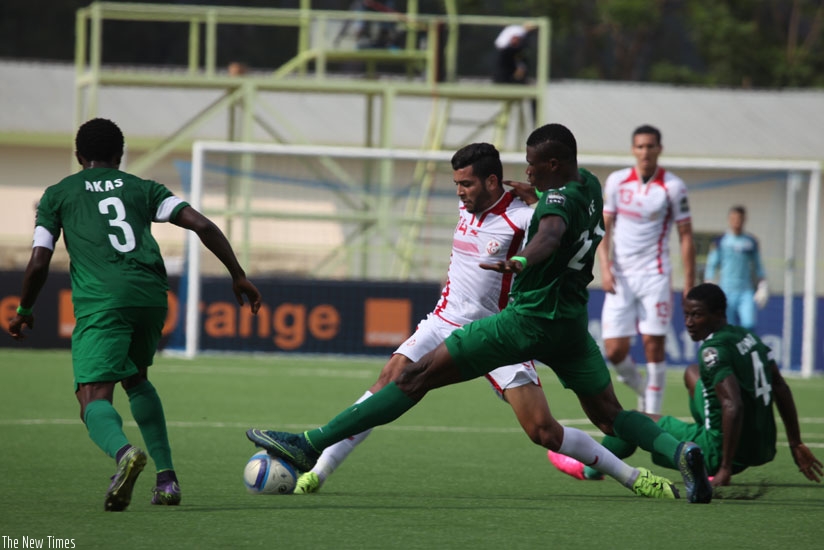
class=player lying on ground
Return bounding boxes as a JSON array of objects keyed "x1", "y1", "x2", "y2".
[
  {"x1": 247, "y1": 123, "x2": 713, "y2": 503},
  {"x1": 548, "y1": 283, "x2": 822, "y2": 488},
  {"x1": 293, "y1": 142, "x2": 677, "y2": 499}
]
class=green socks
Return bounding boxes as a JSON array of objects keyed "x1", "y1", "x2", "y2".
[
  {"x1": 613, "y1": 409, "x2": 680, "y2": 469},
  {"x1": 306, "y1": 382, "x2": 418, "y2": 450},
  {"x1": 127, "y1": 380, "x2": 174, "y2": 472},
  {"x1": 83, "y1": 399, "x2": 129, "y2": 459}
]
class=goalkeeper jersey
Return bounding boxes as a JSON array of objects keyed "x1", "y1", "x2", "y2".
[{"x1": 34, "y1": 167, "x2": 188, "y2": 318}]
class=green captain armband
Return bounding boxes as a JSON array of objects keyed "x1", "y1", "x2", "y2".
[
  {"x1": 16, "y1": 305, "x2": 33, "y2": 316},
  {"x1": 510, "y1": 256, "x2": 527, "y2": 269}
]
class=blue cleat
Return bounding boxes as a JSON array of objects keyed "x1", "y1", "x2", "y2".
[
  {"x1": 675, "y1": 441, "x2": 712, "y2": 504},
  {"x1": 246, "y1": 429, "x2": 320, "y2": 473}
]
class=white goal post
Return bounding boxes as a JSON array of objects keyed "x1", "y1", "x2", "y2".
[{"x1": 185, "y1": 140, "x2": 822, "y2": 377}]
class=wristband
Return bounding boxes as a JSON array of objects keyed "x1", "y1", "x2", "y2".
[
  {"x1": 17, "y1": 305, "x2": 33, "y2": 316},
  {"x1": 510, "y1": 256, "x2": 527, "y2": 269}
]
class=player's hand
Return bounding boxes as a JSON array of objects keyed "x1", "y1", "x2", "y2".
[
  {"x1": 754, "y1": 280, "x2": 769, "y2": 309},
  {"x1": 600, "y1": 268, "x2": 616, "y2": 294},
  {"x1": 710, "y1": 466, "x2": 733, "y2": 487},
  {"x1": 479, "y1": 260, "x2": 524, "y2": 274},
  {"x1": 7, "y1": 313, "x2": 34, "y2": 340},
  {"x1": 791, "y1": 443, "x2": 823, "y2": 483},
  {"x1": 503, "y1": 180, "x2": 538, "y2": 205},
  {"x1": 232, "y1": 277, "x2": 262, "y2": 314}
]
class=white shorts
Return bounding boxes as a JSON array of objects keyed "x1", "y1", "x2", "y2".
[
  {"x1": 601, "y1": 273, "x2": 673, "y2": 338},
  {"x1": 395, "y1": 313, "x2": 541, "y2": 399}
]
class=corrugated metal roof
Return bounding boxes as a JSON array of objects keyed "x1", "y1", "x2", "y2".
[{"x1": 1, "y1": 60, "x2": 822, "y2": 160}]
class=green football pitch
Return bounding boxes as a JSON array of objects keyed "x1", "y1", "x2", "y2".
[{"x1": 1, "y1": 349, "x2": 822, "y2": 549}]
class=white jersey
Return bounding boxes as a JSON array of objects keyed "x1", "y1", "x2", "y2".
[
  {"x1": 433, "y1": 191, "x2": 534, "y2": 326},
  {"x1": 603, "y1": 166, "x2": 691, "y2": 276}
]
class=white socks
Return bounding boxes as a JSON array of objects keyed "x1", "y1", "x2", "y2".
[
  {"x1": 612, "y1": 356, "x2": 646, "y2": 411},
  {"x1": 557, "y1": 426, "x2": 636, "y2": 487},
  {"x1": 311, "y1": 390, "x2": 374, "y2": 481},
  {"x1": 644, "y1": 362, "x2": 667, "y2": 415}
]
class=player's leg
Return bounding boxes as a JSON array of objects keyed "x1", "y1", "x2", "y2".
[
  {"x1": 601, "y1": 277, "x2": 645, "y2": 408},
  {"x1": 550, "y1": 327, "x2": 711, "y2": 503},
  {"x1": 73, "y1": 309, "x2": 147, "y2": 511},
  {"x1": 247, "y1": 310, "x2": 530, "y2": 471},
  {"x1": 497, "y1": 369, "x2": 674, "y2": 496},
  {"x1": 737, "y1": 290, "x2": 757, "y2": 331},
  {"x1": 297, "y1": 315, "x2": 452, "y2": 492},
  {"x1": 637, "y1": 274, "x2": 672, "y2": 414},
  {"x1": 120, "y1": 307, "x2": 180, "y2": 505},
  {"x1": 725, "y1": 290, "x2": 741, "y2": 327},
  {"x1": 298, "y1": 353, "x2": 409, "y2": 493}
]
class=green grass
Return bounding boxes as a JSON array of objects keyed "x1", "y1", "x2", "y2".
[{"x1": 1, "y1": 349, "x2": 822, "y2": 549}]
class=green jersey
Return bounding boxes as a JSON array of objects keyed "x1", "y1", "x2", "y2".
[
  {"x1": 35, "y1": 167, "x2": 189, "y2": 318},
  {"x1": 508, "y1": 168, "x2": 604, "y2": 319},
  {"x1": 697, "y1": 324, "x2": 777, "y2": 467}
]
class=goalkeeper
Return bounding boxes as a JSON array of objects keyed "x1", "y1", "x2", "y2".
[{"x1": 703, "y1": 205, "x2": 768, "y2": 331}]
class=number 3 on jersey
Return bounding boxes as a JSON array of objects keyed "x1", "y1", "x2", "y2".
[{"x1": 98, "y1": 197, "x2": 136, "y2": 252}]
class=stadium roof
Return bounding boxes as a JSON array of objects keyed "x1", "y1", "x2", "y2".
[{"x1": 1, "y1": 60, "x2": 823, "y2": 161}]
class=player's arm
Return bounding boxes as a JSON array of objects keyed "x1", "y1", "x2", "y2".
[
  {"x1": 677, "y1": 220, "x2": 696, "y2": 300},
  {"x1": 770, "y1": 362, "x2": 823, "y2": 482},
  {"x1": 713, "y1": 373, "x2": 744, "y2": 487},
  {"x1": 8, "y1": 246, "x2": 53, "y2": 340},
  {"x1": 479, "y1": 214, "x2": 566, "y2": 274},
  {"x1": 171, "y1": 206, "x2": 262, "y2": 313},
  {"x1": 597, "y1": 212, "x2": 616, "y2": 293}
]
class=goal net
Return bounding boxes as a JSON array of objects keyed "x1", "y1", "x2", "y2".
[{"x1": 178, "y1": 141, "x2": 821, "y2": 377}]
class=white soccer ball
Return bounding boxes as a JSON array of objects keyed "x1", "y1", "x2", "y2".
[{"x1": 243, "y1": 450, "x2": 298, "y2": 495}]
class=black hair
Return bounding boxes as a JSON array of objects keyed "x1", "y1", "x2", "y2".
[
  {"x1": 75, "y1": 118, "x2": 124, "y2": 162},
  {"x1": 730, "y1": 205, "x2": 746, "y2": 217},
  {"x1": 526, "y1": 123, "x2": 577, "y2": 162},
  {"x1": 686, "y1": 283, "x2": 727, "y2": 314},
  {"x1": 632, "y1": 124, "x2": 662, "y2": 145},
  {"x1": 451, "y1": 142, "x2": 503, "y2": 185}
]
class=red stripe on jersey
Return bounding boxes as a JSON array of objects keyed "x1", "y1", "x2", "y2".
[
  {"x1": 453, "y1": 239, "x2": 479, "y2": 254},
  {"x1": 656, "y1": 199, "x2": 673, "y2": 274},
  {"x1": 477, "y1": 191, "x2": 515, "y2": 227}
]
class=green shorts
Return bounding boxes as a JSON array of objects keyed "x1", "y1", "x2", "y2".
[
  {"x1": 72, "y1": 307, "x2": 166, "y2": 387},
  {"x1": 443, "y1": 308, "x2": 611, "y2": 397}
]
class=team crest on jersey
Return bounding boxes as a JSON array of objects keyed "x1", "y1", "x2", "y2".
[
  {"x1": 545, "y1": 191, "x2": 565, "y2": 206},
  {"x1": 702, "y1": 347, "x2": 719, "y2": 368},
  {"x1": 486, "y1": 240, "x2": 501, "y2": 255}
]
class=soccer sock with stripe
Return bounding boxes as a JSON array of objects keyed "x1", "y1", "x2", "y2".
[
  {"x1": 83, "y1": 399, "x2": 130, "y2": 459},
  {"x1": 558, "y1": 426, "x2": 636, "y2": 487},
  {"x1": 305, "y1": 382, "x2": 416, "y2": 451},
  {"x1": 311, "y1": 390, "x2": 374, "y2": 481},
  {"x1": 127, "y1": 380, "x2": 174, "y2": 472}
]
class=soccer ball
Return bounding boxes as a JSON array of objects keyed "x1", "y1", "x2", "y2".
[{"x1": 243, "y1": 450, "x2": 298, "y2": 495}]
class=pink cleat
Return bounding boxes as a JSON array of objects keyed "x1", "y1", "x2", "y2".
[{"x1": 547, "y1": 450, "x2": 595, "y2": 481}]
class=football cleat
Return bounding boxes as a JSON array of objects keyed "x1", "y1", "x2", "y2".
[
  {"x1": 547, "y1": 450, "x2": 603, "y2": 481},
  {"x1": 151, "y1": 480, "x2": 182, "y2": 505},
  {"x1": 294, "y1": 472, "x2": 322, "y2": 494},
  {"x1": 632, "y1": 467, "x2": 680, "y2": 499},
  {"x1": 104, "y1": 446, "x2": 147, "y2": 512},
  {"x1": 246, "y1": 429, "x2": 320, "y2": 473},
  {"x1": 675, "y1": 441, "x2": 713, "y2": 504}
]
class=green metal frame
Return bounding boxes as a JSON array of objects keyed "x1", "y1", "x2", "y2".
[{"x1": 74, "y1": 1, "x2": 550, "y2": 278}]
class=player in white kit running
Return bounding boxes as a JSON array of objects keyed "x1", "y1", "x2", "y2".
[
  {"x1": 597, "y1": 125, "x2": 696, "y2": 414},
  {"x1": 293, "y1": 142, "x2": 679, "y2": 499}
]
